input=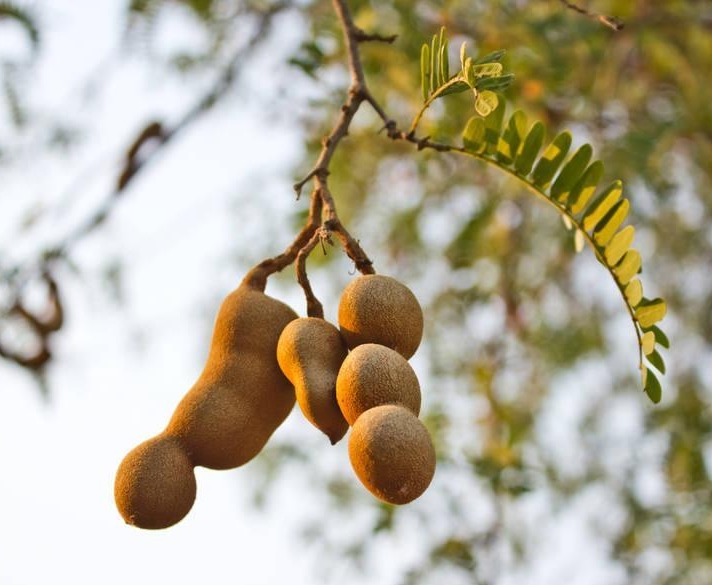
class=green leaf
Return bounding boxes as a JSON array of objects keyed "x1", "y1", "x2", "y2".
[
  {"x1": 439, "y1": 80, "x2": 471, "y2": 97},
  {"x1": 463, "y1": 117, "x2": 486, "y2": 152},
  {"x1": 496, "y1": 110, "x2": 528, "y2": 165},
  {"x1": 531, "y1": 131, "x2": 573, "y2": 189},
  {"x1": 440, "y1": 38, "x2": 449, "y2": 85},
  {"x1": 430, "y1": 34, "x2": 438, "y2": 92},
  {"x1": 644, "y1": 368, "x2": 662, "y2": 403},
  {"x1": 475, "y1": 74, "x2": 515, "y2": 92},
  {"x1": 604, "y1": 225, "x2": 635, "y2": 265},
  {"x1": 625, "y1": 278, "x2": 643, "y2": 306},
  {"x1": 636, "y1": 298, "x2": 667, "y2": 328},
  {"x1": 614, "y1": 249, "x2": 641, "y2": 285},
  {"x1": 551, "y1": 144, "x2": 593, "y2": 203},
  {"x1": 514, "y1": 121, "x2": 545, "y2": 176},
  {"x1": 476, "y1": 49, "x2": 506, "y2": 64},
  {"x1": 582, "y1": 180, "x2": 623, "y2": 231},
  {"x1": 647, "y1": 349, "x2": 666, "y2": 375},
  {"x1": 569, "y1": 161, "x2": 605, "y2": 214},
  {"x1": 460, "y1": 41, "x2": 468, "y2": 70},
  {"x1": 593, "y1": 199, "x2": 629, "y2": 247},
  {"x1": 650, "y1": 325, "x2": 670, "y2": 349},
  {"x1": 475, "y1": 90, "x2": 499, "y2": 117},
  {"x1": 421, "y1": 44, "x2": 430, "y2": 101},
  {"x1": 642, "y1": 331, "x2": 656, "y2": 356},
  {"x1": 482, "y1": 96, "x2": 506, "y2": 154}
]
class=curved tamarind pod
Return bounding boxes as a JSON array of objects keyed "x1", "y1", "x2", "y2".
[
  {"x1": 165, "y1": 283, "x2": 298, "y2": 469},
  {"x1": 277, "y1": 317, "x2": 349, "y2": 444},
  {"x1": 114, "y1": 434, "x2": 196, "y2": 529},
  {"x1": 338, "y1": 275, "x2": 423, "y2": 359}
]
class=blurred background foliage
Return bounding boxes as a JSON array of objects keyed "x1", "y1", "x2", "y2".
[{"x1": 1, "y1": 1, "x2": 711, "y2": 584}]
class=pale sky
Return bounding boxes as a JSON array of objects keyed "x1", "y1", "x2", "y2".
[{"x1": 0, "y1": 3, "x2": 662, "y2": 585}]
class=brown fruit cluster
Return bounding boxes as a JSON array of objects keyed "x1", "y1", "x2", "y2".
[
  {"x1": 115, "y1": 273, "x2": 434, "y2": 529},
  {"x1": 335, "y1": 275, "x2": 435, "y2": 505},
  {"x1": 115, "y1": 283, "x2": 298, "y2": 529}
]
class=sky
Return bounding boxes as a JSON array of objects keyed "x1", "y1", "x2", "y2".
[{"x1": 0, "y1": 2, "x2": 667, "y2": 584}]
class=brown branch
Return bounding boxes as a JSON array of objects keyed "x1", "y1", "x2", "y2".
[
  {"x1": 558, "y1": 0, "x2": 624, "y2": 31},
  {"x1": 287, "y1": 0, "x2": 383, "y2": 299},
  {"x1": 0, "y1": 338, "x2": 51, "y2": 371},
  {"x1": 242, "y1": 191, "x2": 323, "y2": 291}
]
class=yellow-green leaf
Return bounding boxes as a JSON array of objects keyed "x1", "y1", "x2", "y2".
[
  {"x1": 561, "y1": 214, "x2": 573, "y2": 230},
  {"x1": 625, "y1": 279, "x2": 643, "y2": 306},
  {"x1": 532, "y1": 131, "x2": 573, "y2": 189},
  {"x1": 593, "y1": 199, "x2": 629, "y2": 247},
  {"x1": 471, "y1": 62, "x2": 503, "y2": 78},
  {"x1": 463, "y1": 117, "x2": 486, "y2": 152},
  {"x1": 483, "y1": 96, "x2": 505, "y2": 154},
  {"x1": 569, "y1": 161, "x2": 605, "y2": 214},
  {"x1": 430, "y1": 33, "x2": 438, "y2": 91},
  {"x1": 604, "y1": 225, "x2": 635, "y2": 266},
  {"x1": 496, "y1": 110, "x2": 528, "y2": 165},
  {"x1": 642, "y1": 331, "x2": 656, "y2": 356},
  {"x1": 614, "y1": 249, "x2": 641, "y2": 285},
  {"x1": 551, "y1": 144, "x2": 594, "y2": 204},
  {"x1": 421, "y1": 44, "x2": 430, "y2": 100},
  {"x1": 574, "y1": 229, "x2": 585, "y2": 253},
  {"x1": 514, "y1": 121, "x2": 545, "y2": 176},
  {"x1": 459, "y1": 41, "x2": 467, "y2": 70},
  {"x1": 582, "y1": 180, "x2": 623, "y2": 231},
  {"x1": 475, "y1": 90, "x2": 499, "y2": 117},
  {"x1": 440, "y1": 38, "x2": 449, "y2": 85},
  {"x1": 636, "y1": 298, "x2": 667, "y2": 328},
  {"x1": 641, "y1": 364, "x2": 648, "y2": 387}
]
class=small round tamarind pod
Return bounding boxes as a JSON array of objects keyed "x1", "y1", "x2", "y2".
[
  {"x1": 114, "y1": 434, "x2": 196, "y2": 529},
  {"x1": 277, "y1": 317, "x2": 349, "y2": 444},
  {"x1": 164, "y1": 283, "x2": 298, "y2": 470},
  {"x1": 336, "y1": 343, "x2": 421, "y2": 426},
  {"x1": 348, "y1": 404, "x2": 435, "y2": 505},
  {"x1": 338, "y1": 275, "x2": 423, "y2": 359}
]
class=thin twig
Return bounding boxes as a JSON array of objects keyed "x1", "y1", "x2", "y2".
[
  {"x1": 558, "y1": 0, "x2": 624, "y2": 31},
  {"x1": 0, "y1": 1, "x2": 286, "y2": 293},
  {"x1": 296, "y1": 228, "x2": 326, "y2": 318}
]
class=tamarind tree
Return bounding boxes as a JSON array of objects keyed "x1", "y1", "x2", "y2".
[{"x1": 1, "y1": 1, "x2": 710, "y2": 584}]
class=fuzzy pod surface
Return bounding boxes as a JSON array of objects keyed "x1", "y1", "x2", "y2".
[
  {"x1": 114, "y1": 434, "x2": 197, "y2": 529},
  {"x1": 338, "y1": 275, "x2": 423, "y2": 359},
  {"x1": 277, "y1": 317, "x2": 349, "y2": 444},
  {"x1": 348, "y1": 404, "x2": 435, "y2": 505},
  {"x1": 165, "y1": 283, "x2": 298, "y2": 469},
  {"x1": 336, "y1": 343, "x2": 421, "y2": 426}
]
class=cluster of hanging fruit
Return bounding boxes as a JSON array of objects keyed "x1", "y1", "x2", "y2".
[{"x1": 114, "y1": 274, "x2": 435, "y2": 529}]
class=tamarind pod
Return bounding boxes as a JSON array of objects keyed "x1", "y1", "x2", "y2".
[
  {"x1": 277, "y1": 317, "x2": 349, "y2": 444},
  {"x1": 114, "y1": 434, "x2": 196, "y2": 529},
  {"x1": 165, "y1": 283, "x2": 298, "y2": 470}
]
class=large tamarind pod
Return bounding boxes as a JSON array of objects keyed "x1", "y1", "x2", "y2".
[
  {"x1": 348, "y1": 404, "x2": 435, "y2": 505},
  {"x1": 277, "y1": 317, "x2": 349, "y2": 444},
  {"x1": 165, "y1": 283, "x2": 298, "y2": 469},
  {"x1": 336, "y1": 343, "x2": 421, "y2": 426},
  {"x1": 338, "y1": 275, "x2": 423, "y2": 359},
  {"x1": 114, "y1": 434, "x2": 196, "y2": 529}
]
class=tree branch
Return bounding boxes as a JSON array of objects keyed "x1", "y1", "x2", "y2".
[{"x1": 558, "y1": 0, "x2": 624, "y2": 31}]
